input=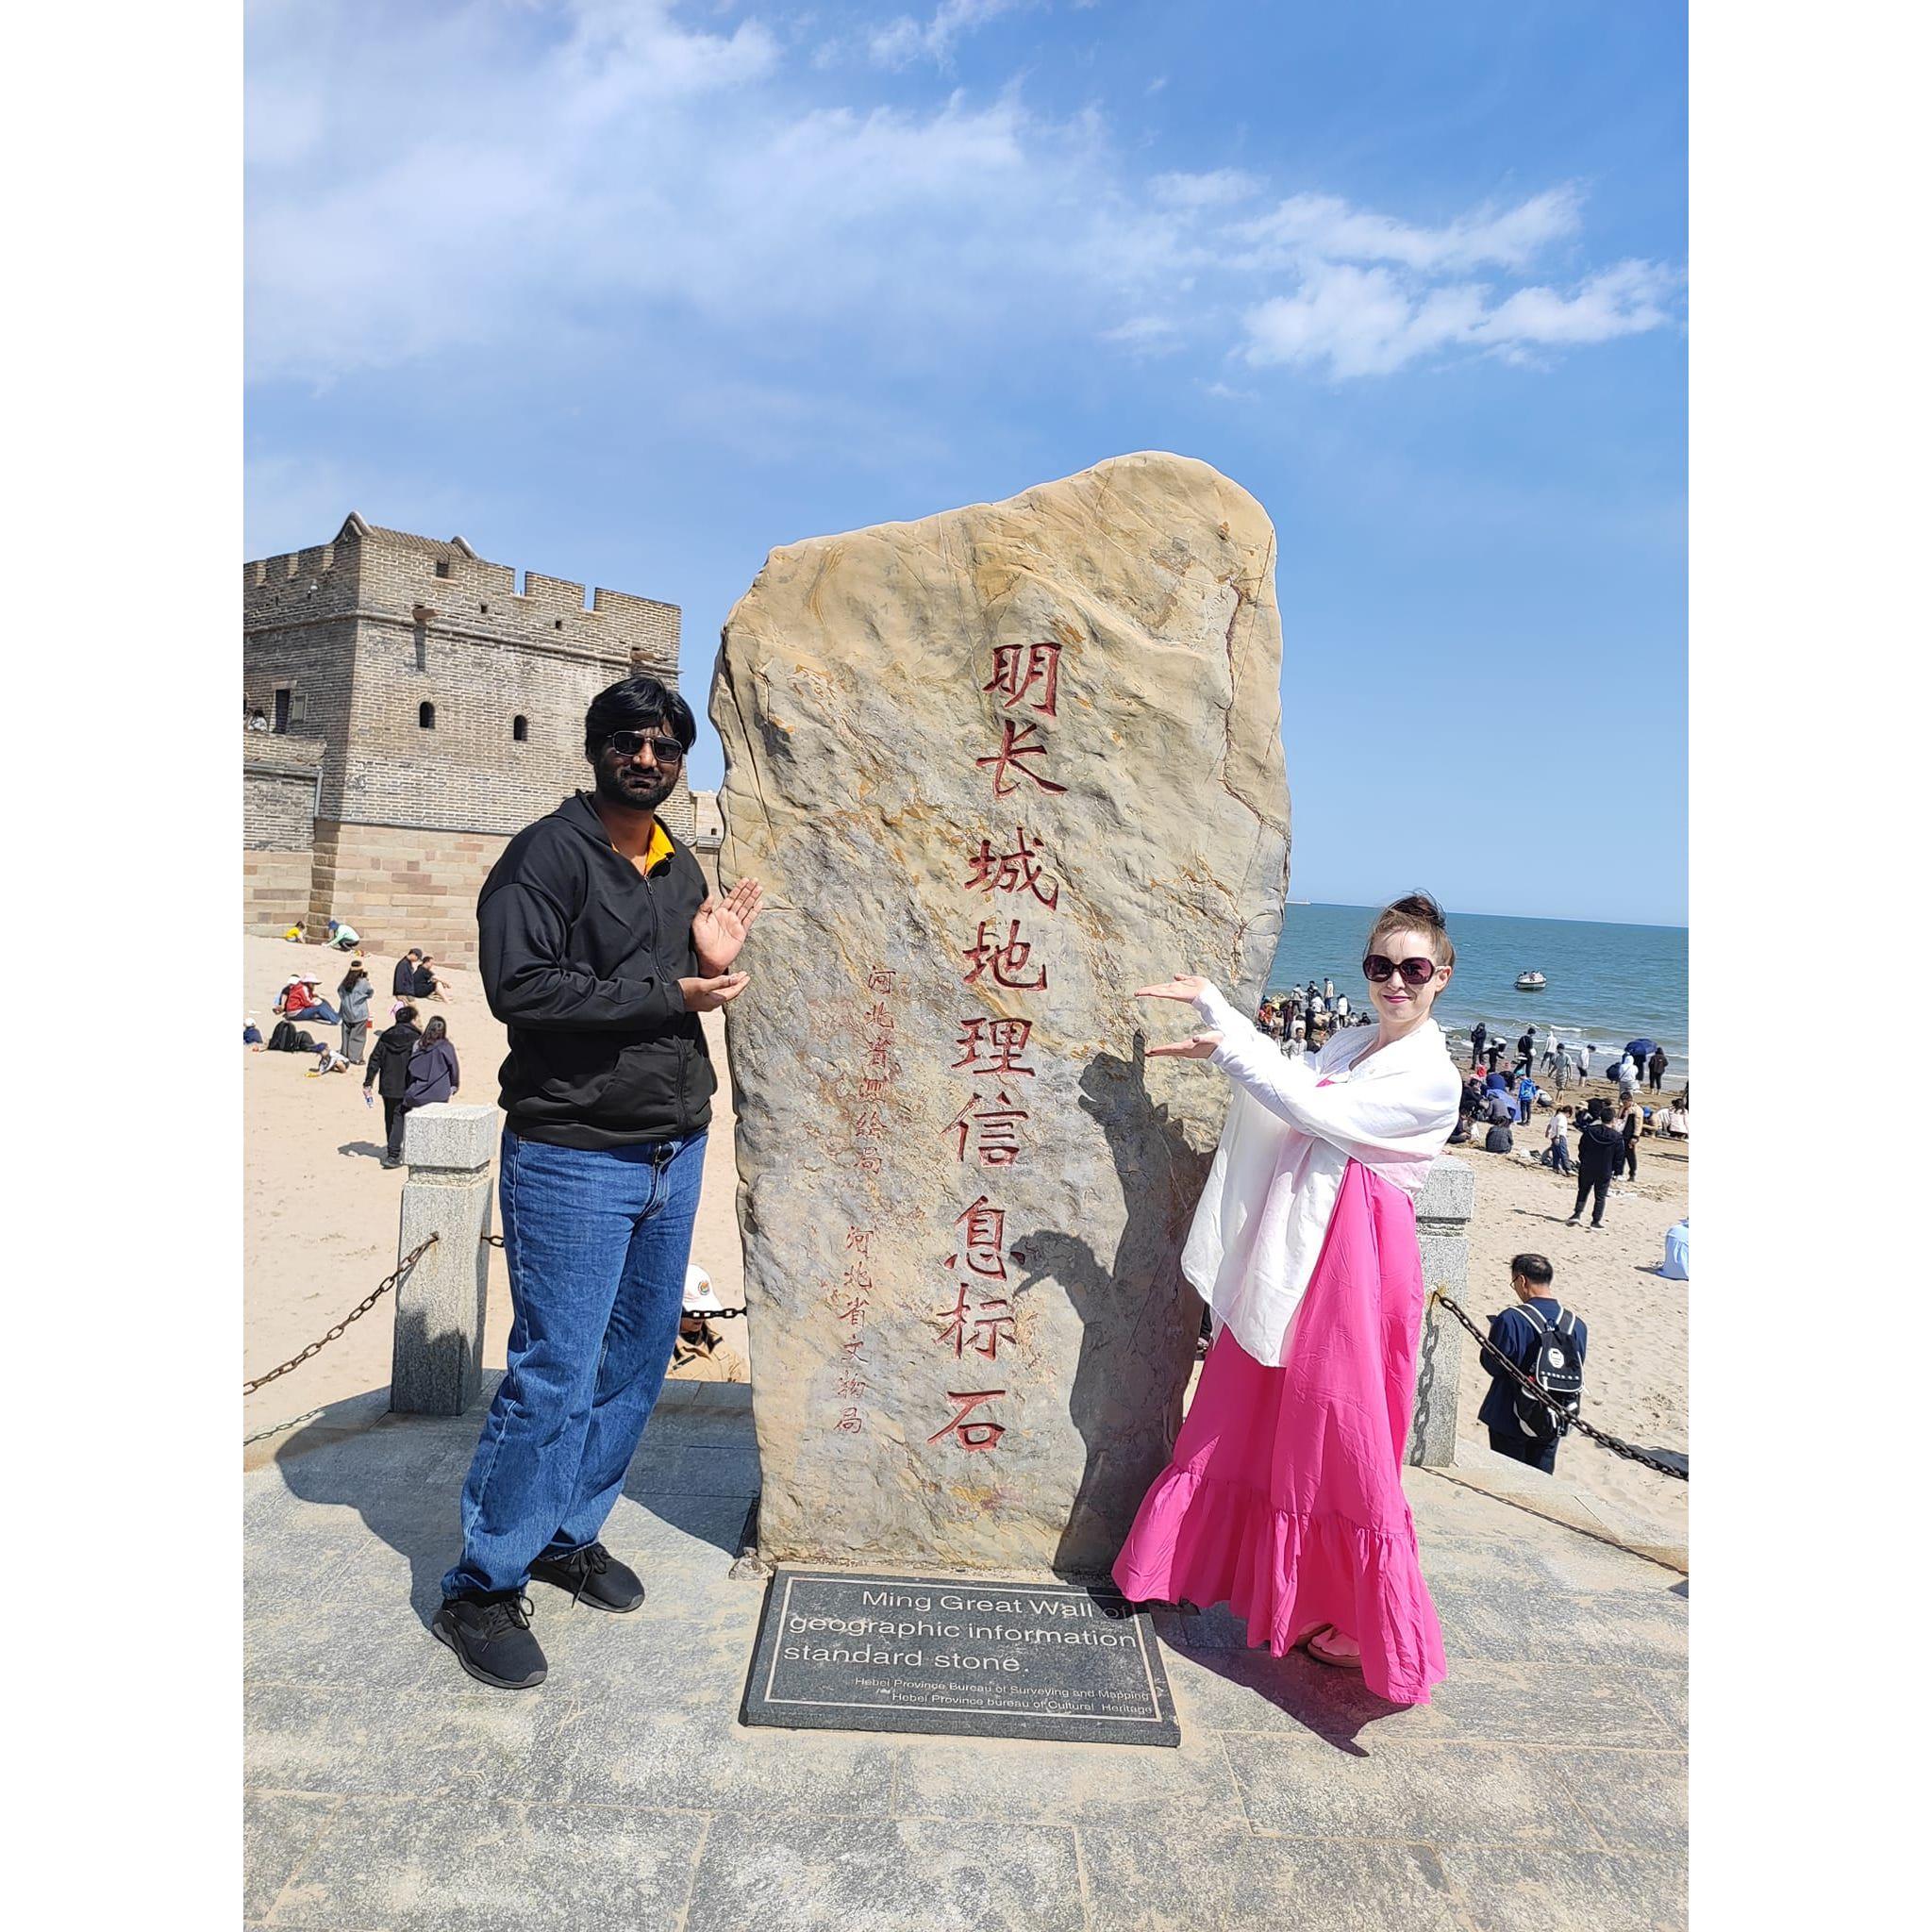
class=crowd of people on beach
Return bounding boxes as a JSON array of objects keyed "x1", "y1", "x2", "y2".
[
  {"x1": 247, "y1": 937, "x2": 461, "y2": 1168},
  {"x1": 1258, "y1": 995, "x2": 1691, "y2": 1237}
]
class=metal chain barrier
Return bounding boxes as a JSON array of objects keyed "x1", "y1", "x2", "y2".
[
  {"x1": 1432, "y1": 1291, "x2": 1688, "y2": 1481},
  {"x1": 242, "y1": 1236, "x2": 440, "y2": 1395}
]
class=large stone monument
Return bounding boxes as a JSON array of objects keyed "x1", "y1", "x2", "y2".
[{"x1": 710, "y1": 453, "x2": 1291, "y2": 1577}]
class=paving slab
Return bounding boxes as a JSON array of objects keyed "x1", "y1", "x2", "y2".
[
  {"x1": 684, "y1": 1816, "x2": 1087, "y2": 1932},
  {"x1": 1436, "y1": 1845, "x2": 1688, "y2": 1932},
  {"x1": 243, "y1": 1381, "x2": 1688, "y2": 1930},
  {"x1": 259, "y1": 1794, "x2": 703, "y2": 1930}
]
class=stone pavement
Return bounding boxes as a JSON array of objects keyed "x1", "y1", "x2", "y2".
[{"x1": 245, "y1": 1381, "x2": 1687, "y2": 1931}]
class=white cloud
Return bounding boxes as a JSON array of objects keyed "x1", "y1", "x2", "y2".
[
  {"x1": 1149, "y1": 168, "x2": 1261, "y2": 209},
  {"x1": 1241, "y1": 257, "x2": 1674, "y2": 378},
  {"x1": 244, "y1": 4, "x2": 1677, "y2": 391},
  {"x1": 1231, "y1": 185, "x2": 1583, "y2": 274},
  {"x1": 869, "y1": 0, "x2": 1026, "y2": 70}
]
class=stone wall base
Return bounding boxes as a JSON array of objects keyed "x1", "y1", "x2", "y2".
[
  {"x1": 303, "y1": 820, "x2": 510, "y2": 963},
  {"x1": 243, "y1": 848, "x2": 317, "y2": 935}
]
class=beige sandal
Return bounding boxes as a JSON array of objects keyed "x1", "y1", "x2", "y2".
[{"x1": 1304, "y1": 1625, "x2": 1364, "y2": 1671}]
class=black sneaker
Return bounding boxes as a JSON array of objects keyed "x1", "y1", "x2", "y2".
[
  {"x1": 529, "y1": 1541, "x2": 644, "y2": 1613},
  {"x1": 432, "y1": 1591, "x2": 547, "y2": 1690}
]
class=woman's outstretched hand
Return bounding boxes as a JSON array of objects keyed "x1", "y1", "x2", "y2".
[
  {"x1": 1147, "y1": 1030, "x2": 1222, "y2": 1060},
  {"x1": 1134, "y1": 974, "x2": 1210, "y2": 1003}
]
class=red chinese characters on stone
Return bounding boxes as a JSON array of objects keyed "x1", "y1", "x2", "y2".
[
  {"x1": 959, "y1": 918, "x2": 1047, "y2": 991},
  {"x1": 950, "y1": 1196, "x2": 1008, "y2": 1278},
  {"x1": 942, "y1": 1088, "x2": 1030, "y2": 1166},
  {"x1": 866, "y1": 969, "x2": 896, "y2": 993},
  {"x1": 984, "y1": 641, "x2": 1062, "y2": 718},
  {"x1": 962, "y1": 826, "x2": 1060, "y2": 909},
  {"x1": 926, "y1": 1389, "x2": 1008, "y2": 1452},
  {"x1": 974, "y1": 717, "x2": 1068, "y2": 799},
  {"x1": 951, "y1": 1017, "x2": 1036, "y2": 1078},
  {"x1": 836, "y1": 1407, "x2": 864, "y2": 1434},
  {"x1": 934, "y1": 1285, "x2": 1018, "y2": 1361}
]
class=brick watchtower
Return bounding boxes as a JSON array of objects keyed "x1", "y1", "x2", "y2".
[{"x1": 242, "y1": 512, "x2": 687, "y2": 960}]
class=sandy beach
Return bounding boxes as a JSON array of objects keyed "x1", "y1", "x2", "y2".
[{"x1": 242, "y1": 935, "x2": 1687, "y2": 1543}]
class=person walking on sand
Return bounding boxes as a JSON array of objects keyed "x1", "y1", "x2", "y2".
[
  {"x1": 432, "y1": 674, "x2": 763, "y2": 1694},
  {"x1": 1647, "y1": 1045, "x2": 1669, "y2": 1092},
  {"x1": 1567, "y1": 1098, "x2": 1624, "y2": 1229},
  {"x1": 1468, "y1": 1020, "x2": 1487, "y2": 1071},
  {"x1": 1476, "y1": 1255, "x2": 1588, "y2": 1474},
  {"x1": 1514, "y1": 1025, "x2": 1537, "y2": 1079},
  {"x1": 362, "y1": 1005, "x2": 422, "y2": 1168},
  {"x1": 393, "y1": 1013, "x2": 460, "y2": 1153},
  {"x1": 1113, "y1": 892, "x2": 1461, "y2": 1707},
  {"x1": 1545, "y1": 1105, "x2": 1574, "y2": 1175},
  {"x1": 337, "y1": 962, "x2": 374, "y2": 1065},
  {"x1": 1620, "y1": 1093, "x2": 1644, "y2": 1181}
]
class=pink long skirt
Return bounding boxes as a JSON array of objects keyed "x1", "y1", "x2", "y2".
[{"x1": 1113, "y1": 1158, "x2": 1447, "y2": 1706}]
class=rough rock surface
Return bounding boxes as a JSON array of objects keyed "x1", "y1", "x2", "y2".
[{"x1": 709, "y1": 453, "x2": 1291, "y2": 1576}]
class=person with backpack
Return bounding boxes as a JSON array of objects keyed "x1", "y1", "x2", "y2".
[
  {"x1": 1476, "y1": 1254, "x2": 1588, "y2": 1474},
  {"x1": 1647, "y1": 1045, "x2": 1669, "y2": 1092},
  {"x1": 1567, "y1": 1097, "x2": 1624, "y2": 1229},
  {"x1": 362, "y1": 1005, "x2": 423, "y2": 1169}
]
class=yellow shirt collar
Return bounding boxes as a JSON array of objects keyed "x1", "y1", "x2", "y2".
[{"x1": 643, "y1": 822, "x2": 675, "y2": 872}]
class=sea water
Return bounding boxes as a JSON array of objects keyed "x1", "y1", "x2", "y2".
[{"x1": 1264, "y1": 904, "x2": 1690, "y2": 1083}]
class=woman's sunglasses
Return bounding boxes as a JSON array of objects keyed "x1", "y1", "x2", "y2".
[{"x1": 1362, "y1": 954, "x2": 1440, "y2": 988}]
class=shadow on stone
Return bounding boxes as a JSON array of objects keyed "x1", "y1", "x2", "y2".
[
  {"x1": 275, "y1": 1403, "x2": 463, "y2": 1628},
  {"x1": 1154, "y1": 1605, "x2": 1406, "y2": 1757},
  {"x1": 1008, "y1": 1032, "x2": 1207, "y2": 1582}
]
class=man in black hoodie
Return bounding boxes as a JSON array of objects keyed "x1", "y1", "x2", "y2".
[
  {"x1": 433, "y1": 675, "x2": 762, "y2": 1692},
  {"x1": 362, "y1": 1005, "x2": 422, "y2": 1168},
  {"x1": 1566, "y1": 1098, "x2": 1624, "y2": 1231}
]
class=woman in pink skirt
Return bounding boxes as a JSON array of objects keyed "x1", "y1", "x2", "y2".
[{"x1": 1116, "y1": 892, "x2": 1462, "y2": 1706}]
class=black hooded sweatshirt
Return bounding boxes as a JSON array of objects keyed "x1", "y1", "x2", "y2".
[{"x1": 477, "y1": 791, "x2": 715, "y2": 1149}]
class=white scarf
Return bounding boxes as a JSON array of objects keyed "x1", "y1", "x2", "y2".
[{"x1": 1179, "y1": 984, "x2": 1461, "y2": 1367}]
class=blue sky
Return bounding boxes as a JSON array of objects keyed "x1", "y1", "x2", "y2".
[{"x1": 245, "y1": 0, "x2": 1686, "y2": 924}]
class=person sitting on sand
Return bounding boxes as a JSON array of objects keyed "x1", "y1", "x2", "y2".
[
  {"x1": 282, "y1": 973, "x2": 341, "y2": 1026},
  {"x1": 1567, "y1": 1098, "x2": 1624, "y2": 1230},
  {"x1": 1483, "y1": 1108, "x2": 1515, "y2": 1155},
  {"x1": 392, "y1": 949, "x2": 424, "y2": 998},
  {"x1": 1476, "y1": 1254, "x2": 1588, "y2": 1474},
  {"x1": 243, "y1": 1016, "x2": 262, "y2": 1048},
  {"x1": 412, "y1": 954, "x2": 445, "y2": 1001},
  {"x1": 1657, "y1": 1102, "x2": 1690, "y2": 1139}
]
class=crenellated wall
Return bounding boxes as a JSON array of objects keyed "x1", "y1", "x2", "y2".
[{"x1": 242, "y1": 514, "x2": 692, "y2": 956}]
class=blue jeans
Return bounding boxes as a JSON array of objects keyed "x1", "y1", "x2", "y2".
[{"x1": 442, "y1": 1126, "x2": 708, "y2": 1599}]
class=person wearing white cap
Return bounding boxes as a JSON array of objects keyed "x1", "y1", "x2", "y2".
[{"x1": 282, "y1": 972, "x2": 341, "y2": 1027}]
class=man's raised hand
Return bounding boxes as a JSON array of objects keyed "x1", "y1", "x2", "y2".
[
  {"x1": 678, "y1": 973, "x2": 749, "y2": 1012},
  {"x1": 693, "y1": 878, "x2": 763, "y2": 974}
]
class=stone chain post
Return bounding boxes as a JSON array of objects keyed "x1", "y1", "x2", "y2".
[
  {"x1": 391, "y1": 1103, "x2": 497, "y2": 1417},
  {"x1": 1407, "y1": 1157, "x2": 1474, "y2": 1467}
]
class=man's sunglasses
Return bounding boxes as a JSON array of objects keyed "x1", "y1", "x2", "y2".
[
  {"x1": 606, "y1": 730, "x2": 686, "y2": 763},
  {"x1": 1362, "y1": 954, "x2": 1440, "y2": 988}
]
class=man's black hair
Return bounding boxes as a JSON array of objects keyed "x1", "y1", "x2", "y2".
[
  {"x1": 395, "y1": 1004, "x2": 419, "y2": 1024},
  {"x1": 584, "y1": 675, "x2": 697, "y2": 759},
  {"x1": 1510, "y1": 1253, "x2": 1556, "y2": 1288}
]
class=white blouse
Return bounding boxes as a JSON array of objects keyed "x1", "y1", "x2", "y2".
[{"x1": 1179, "y1": 983, "x2": 1461, "y2": 1367}]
